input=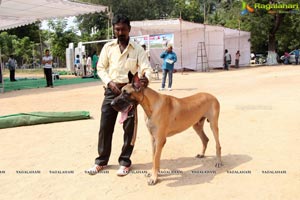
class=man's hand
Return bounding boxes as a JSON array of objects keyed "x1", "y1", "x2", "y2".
[
  {"x1": 139, "y1": 75, "x2": 149, "y2": 88},
  {"x1": 108, "y1": 81, "x2": 121, "y2": 95}
]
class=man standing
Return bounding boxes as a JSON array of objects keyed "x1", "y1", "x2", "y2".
[
  {"x1": 86, "y1": 54, "x2": 92, "y2": 75},
  {"x1": 91, "y1": 51, "x2": 99, "y2": 79},
  {"x1": 8, "y1": 55, "x2": 17, "y2": 82},
  {"x1": 224, "y1": 49, "x2": 231, "y2": 70},
  {"x1": 86, "y1": 14, "x2": 152, "y2": 176},
  {"x1": 42, "y1": 49, "x2": 53, "y2": 88},
  {"x1": 159, "y1": 44, "x2": 177, "y2": 91},
  {"x1": 81, "y1": 55, "x2": 87, "y2": 76},
  {"x1": 235, "y1": 50, "x2": 241, "y2": 68}
]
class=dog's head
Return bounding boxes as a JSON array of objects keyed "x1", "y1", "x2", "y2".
[{"x1": 111, "y1": 72, "x2": 145, "y2": 123}]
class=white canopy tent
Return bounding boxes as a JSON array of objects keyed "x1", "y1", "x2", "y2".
[
  {"x1": 0, "y1": 0, "x2": 107, "y2": 30},
  {"x1": 130, "y1": 19, "x2": 251, "y2": 71},
  {"x1": 0, "y1": 0, "x2": 107, "y2": 93}
]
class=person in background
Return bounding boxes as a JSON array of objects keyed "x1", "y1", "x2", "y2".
[
  {"x1": 235, "y1": 50, "x2": 241, "y2": 68},
  {"x1": 92, "y1": 51, "x2": 99, "y2": 78},
  {"x1": 74, "y1": 54, "x2": 81, "y2": 76},
  {"x1": 141, "y1": 44, "x2": 150, "y2": 61},
  {"x1": 283, "y1": 51, "x2": 290, "y2": 64},
  {"x1": 224, "y1": 49, "x2": 231, "y2": 70},
  {"x1": 86, "y1": 54, "x2": 92, "y2": 75},
  {"x1": 86, "y1": 14, "x2": 152, "y2": 176},
  {"x1": 8, "y1": 55, "x2": 17, "y2": 82},
  {"x1": 159, "y1": 44, "x2": 177, "y2": 91},
  {"x1": 81, "y1": 55, "x2": 87, "y2": 76},
  {"x1": 42, "y1": 49, "x2": 53, "y2": 88}
]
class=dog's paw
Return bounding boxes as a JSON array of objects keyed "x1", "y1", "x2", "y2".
[
  {"x1": 145, "y1": 172, "x2": 151, "y2": 177},
  {"x1": 215, "y1": 162, "x2": 223, "y2": 168},
  {"x1": 196, "y1": 154, "x2": 205, "y2": 158},
  {"x1": 147, "y1": 177, "x2": 157, "y2": 185}
]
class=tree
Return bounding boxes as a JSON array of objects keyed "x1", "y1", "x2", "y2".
[
  {"x1": 13, "y1": 37, "x2": 35, "y2": 66},
  {"x1": 77, "y1": 12, "x2": 108, "y2": 39},
  {"x1": 172, "y1": 0, "x2": 203, "y2": 22},
  {"x1": 4, "y1": 23, "x2": 41, "y2": 44},
  {"x1": 45, "y1": 19, "x2": 80, "y2": 67},
  {"x1": 0, "y1": 32, "x2": 18, "y2": 61}
]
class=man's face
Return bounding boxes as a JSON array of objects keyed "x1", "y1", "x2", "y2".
[
  {"x1": 45, "y1": 50, "x2": 49, "y2": 56},
  {"x1": 167, "y1": 47, "x2": 172, "y2": 53},
  {"x1": 114, "y1": 22, "x2": 130, "y2": 43}
]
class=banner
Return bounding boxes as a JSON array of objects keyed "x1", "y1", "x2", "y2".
[{"x1": 132, "y1": 33, "x2": 174, "y2": 49}]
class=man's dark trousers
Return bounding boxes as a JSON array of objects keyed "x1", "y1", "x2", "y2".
[
  {"x1": 44, "y1": 68, "x2": 53, "y2": 86},
  {"x1": 95, "y1": 87, "x2": 136, "y2": 167},
  {"x1": 10, "y1": 69, "x2": 16, "y2": 81}
]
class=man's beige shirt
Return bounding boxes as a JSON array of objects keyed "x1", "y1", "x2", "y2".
[{"x1": 97, "y1": 39, "x2": 152, "y2": 85}]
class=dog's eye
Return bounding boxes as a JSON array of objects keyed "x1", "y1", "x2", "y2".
[{"x1": 122, "y1": 91, "x2": 130, "y2": 98}]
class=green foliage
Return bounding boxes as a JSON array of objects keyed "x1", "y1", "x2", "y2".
[
  {"x1": 13, "y1": 37, "x2": 35, "y2": 65},
  {"x1": 208, "y1": 0, "x2": 300, "y2": 54},
  {"x1": 77, "y1": 12, "x2": 108, "y2": 36},
  {"x1": 4, "y1": 23, "x2": 41, "y2": 44},
  {"x1": 0, "y1": 32, "x2": 17, "y2": 57},
  {"x1": 172, "y1": 0, "x2": 203, "y2": 22},
  {"x1": 1, "y1": 0, "x2": 300, "y2": 65},
  {"x1": 0, "y1": 32, "x2": 35, "y2": 64},
  {"x1": 44, "y1": 19, "x2": 80, "y2": 66}
]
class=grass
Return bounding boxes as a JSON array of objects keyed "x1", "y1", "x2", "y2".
[
  {"x1": 1, "y1": 68, "x2": 73, "y2": 76},
  {"x1": 0, "y1": 68, "x2": 100, "y2": 92}
]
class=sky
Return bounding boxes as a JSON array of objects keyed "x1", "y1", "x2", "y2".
[{"x1": 41, "y1": 16, "x2": 80, "y2": 34}]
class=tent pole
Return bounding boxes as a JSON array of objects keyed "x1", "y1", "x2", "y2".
[
  {"x1": 238, "y1": 18, "x2": 241, "y2": 51},
  {"x1": 179, "y1": 15, "x2": 183, "y2": 74},
  {"x1": 0, "y1": 48, "x2": 4, "y2": 93}
]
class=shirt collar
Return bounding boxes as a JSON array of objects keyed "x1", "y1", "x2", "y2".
[{"x1": 110, "y1": 38, "x2": 135, "y2": 49}]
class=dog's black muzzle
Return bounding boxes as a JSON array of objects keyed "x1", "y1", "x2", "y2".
[{"x1": 111, "y1": 92, "x2": 137, "y2": 112}]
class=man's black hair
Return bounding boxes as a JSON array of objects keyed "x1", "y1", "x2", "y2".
[{"x1": 112, "y1": 14, "x2": 130, "y2": 27}]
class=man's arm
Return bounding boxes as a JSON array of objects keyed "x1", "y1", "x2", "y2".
[
  {"x1": 160, "y1": 51, "x2": 167, "y2": 58},
  {"x1": 97, "y1": 45, "x2": 111, "y2": 85},
  {"x1": 173, "y1": 53, "x2": 177, "y2": 63},
  {"x1": 41, "y1": 57, "x2": 46, "y2": 65}
]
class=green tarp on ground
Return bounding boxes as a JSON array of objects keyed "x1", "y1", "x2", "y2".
[
  {"x1": 0, "y1": 77, "x2": 100, "y2": 92},
  {"x1": 0, "y1": 111, "x2": 90, "y2": 129}
]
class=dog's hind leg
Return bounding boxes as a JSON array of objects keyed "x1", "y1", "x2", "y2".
[
  {"x1": 208, "y1": 106, "x2": 222, "y2": 168},
  {"x1": 193, "y1": 117, "x2": 209, "y2": 158}
]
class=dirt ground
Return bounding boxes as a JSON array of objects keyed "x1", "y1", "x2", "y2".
[{"x1": 0, "y1": 65, "x2": 300, "y2": 200}]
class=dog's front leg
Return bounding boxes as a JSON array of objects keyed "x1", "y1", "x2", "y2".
[
  {"x1": 148, "y1": 136, "x2": 166, "y2": 185},
  {"x1": 145, "y1": 135, "x2": 156, "y2": 178}
]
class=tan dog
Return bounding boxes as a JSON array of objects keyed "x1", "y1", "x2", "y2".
[{"x1": 111, "y1": 73, "x2": 222, "y2": 185}]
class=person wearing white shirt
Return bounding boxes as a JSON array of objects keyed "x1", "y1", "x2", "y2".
[
  {"x1": 86, "y1": 14, "x2": 152, "y2": 176},
  {"x1": 42, "y1": 49, "x2": 53, "y2": 87}
]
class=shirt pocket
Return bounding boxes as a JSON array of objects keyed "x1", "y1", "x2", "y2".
[{"x1": 125, "y1": 58, "x2": 138, "y2": 73}]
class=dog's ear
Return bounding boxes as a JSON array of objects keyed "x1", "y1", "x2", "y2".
[
  {"x1": 128, "y1": 71, "x2": 134, "y2": 83},
  {"x1": 132, "y1": 72, "x2": 141, "y2": 91}
]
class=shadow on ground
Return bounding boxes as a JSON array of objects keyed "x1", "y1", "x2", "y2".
[{"x1": 132, "y1": 154, "x2": 252, "y2": 187}]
